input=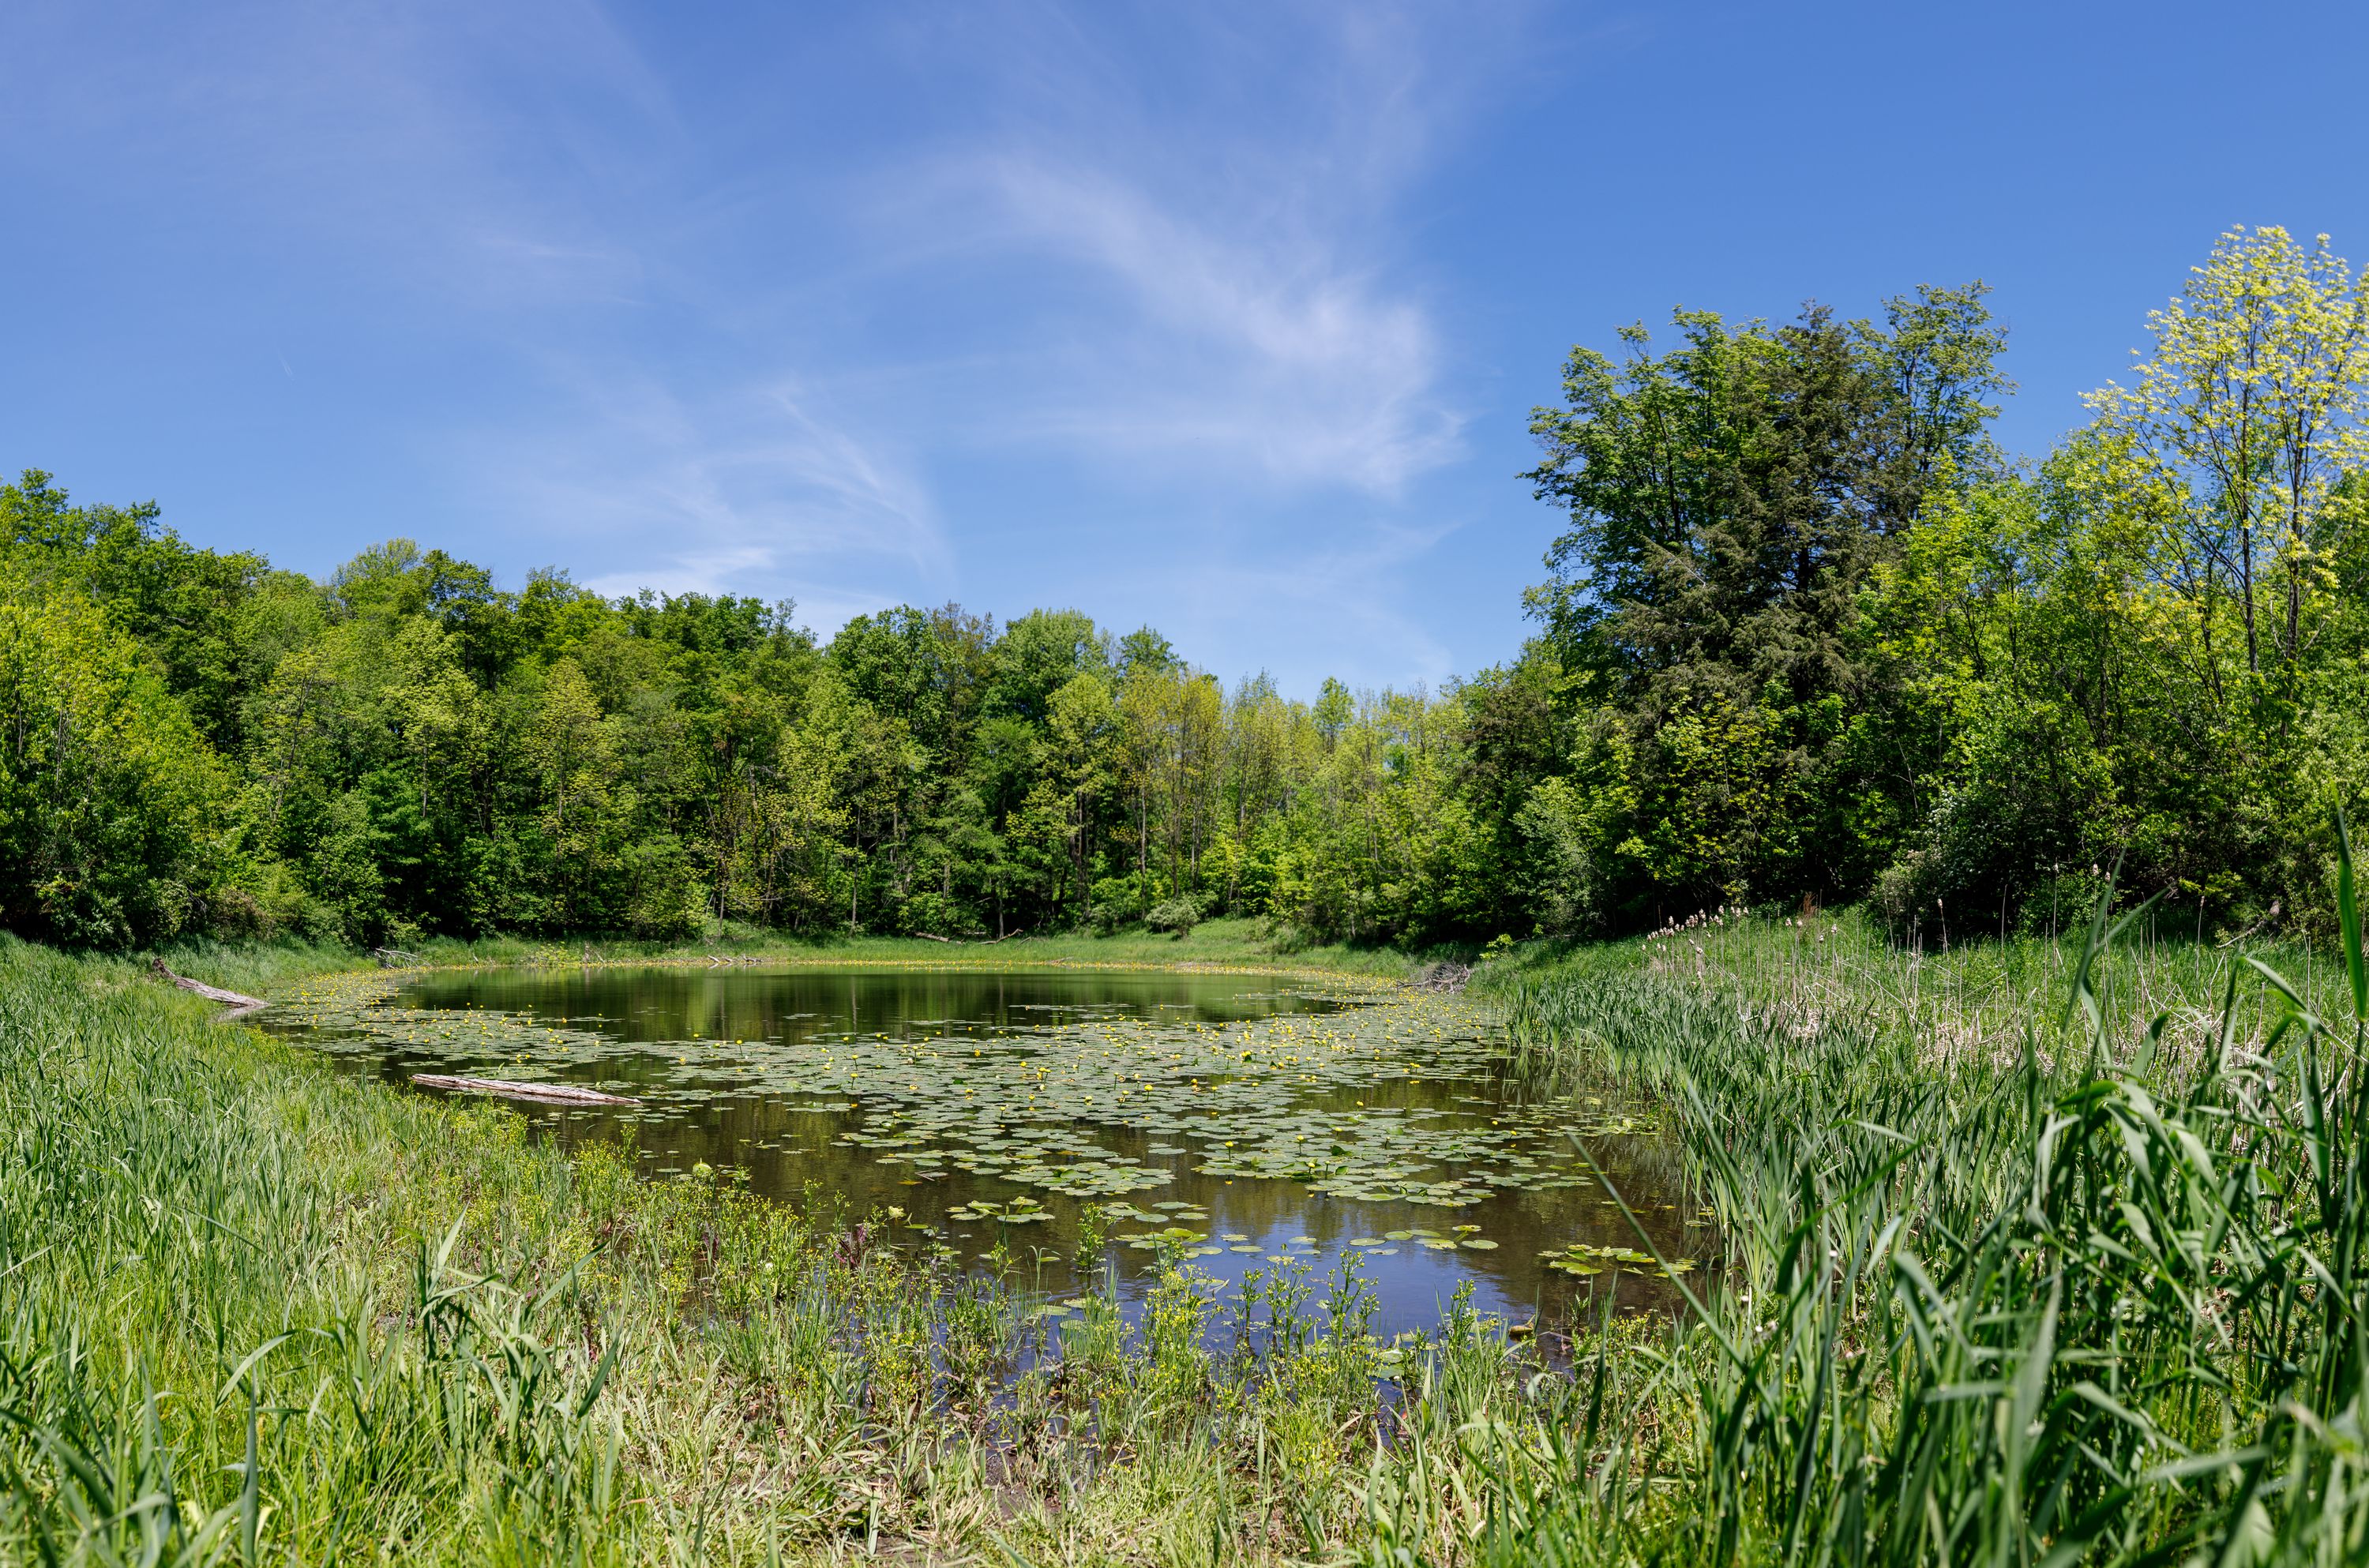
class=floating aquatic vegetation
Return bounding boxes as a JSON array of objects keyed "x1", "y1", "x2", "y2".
[
  {"x1": 945, "y1": 1198, "x2": 1051, "y2": 1225},
  {"x1": 1537, "y1": 1240, "x2": 1693, "y2": 1279},
  {"x1": 272, "y1": 970, "x2": 1651, "y2": 1223},
  {"x1": 266, "y1": 965, "x2": 1697, "y2": 1311}
]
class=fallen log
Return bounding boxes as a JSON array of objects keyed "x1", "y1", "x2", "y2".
[
  {"x1": 149, "y1": 959, "x2": 268, "y2": 1018},
  {"x1": 409, "y1": 1074, "x2": 641, "y2": 1107},
  {"x1": 1410, "y1": 961, "x2": 1473, "y2": 995}
]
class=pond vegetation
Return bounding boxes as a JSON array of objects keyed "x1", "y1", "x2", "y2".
[
  {"x1": 9, "y1": 865, "x2": 2369, "y2": 1562},
  {"x1": 265, "y1": 962, "x2": 1699, "y2": 1331}
]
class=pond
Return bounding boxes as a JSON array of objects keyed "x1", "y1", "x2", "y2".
[{"x1": 268, "y1": 962, "x2": 1706, "y2": 1337}]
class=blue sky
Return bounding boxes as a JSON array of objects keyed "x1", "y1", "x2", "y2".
[{"x1": 7, "y1": 2, "x2": 2368, "y2": 696}]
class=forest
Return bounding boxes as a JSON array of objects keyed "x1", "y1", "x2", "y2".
[{"x1": 9, "y1": 223, "x2": 2369, "y2": 952}]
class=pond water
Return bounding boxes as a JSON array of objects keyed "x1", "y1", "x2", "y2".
[{"x1": 268, "y1": 963, "x2": 1705, "y2": 1337}]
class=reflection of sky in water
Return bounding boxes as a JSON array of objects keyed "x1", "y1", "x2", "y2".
[{"x1": 268, "y1": 966, "x2": 1706, "y2": 1337}]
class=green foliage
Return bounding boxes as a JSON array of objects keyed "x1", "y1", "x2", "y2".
[
  {"x1": 0, "y1": 557, "x2": 235, "y2": 944},
  {"x1": 1143, "y1": 896, "x2": 1199, "y2": 934},
  {"x1": 1519, "y1": 286, "x2": 2010, "y2": 921},
  {"x1": 21, "y1": 223, "x2": 2369, "y2": 949},
  {"x1": 1515, "y1": 229, "x2": 2369, "y2": 936},
  {"x1": 0, "y1": 469, "x2": 1540, "y2": 948}
]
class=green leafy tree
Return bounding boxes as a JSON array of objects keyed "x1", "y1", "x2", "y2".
[
  {"x1": 0, "y1": 564, "x2": 233, "y2": 945},
  {"x1": 2086, "y1": 226, "x2": 2369, "y2": 685},
  {"x1": 1522, "y1": 287, "x2": 2009, "y2": 914},
  {"x1": 527, "y1": 658, "x2": 622, "y2": 928}
]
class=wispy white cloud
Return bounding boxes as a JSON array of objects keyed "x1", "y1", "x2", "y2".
[
  {"x1": 475, "y1": 371, "x2": 951, "y2": 627},
  {"x1": 956, "y1": 159, "x2": 1464, "y2": 490},
  {"x1": 0, "y1": 2, "x2": 940, "y2": 616},
  {"x1": 875, "y1": 3, "x2": 1500, "y2": 496},
  {"x1": 3, "y1": 0, "x2": 1537, "y2": 682}
]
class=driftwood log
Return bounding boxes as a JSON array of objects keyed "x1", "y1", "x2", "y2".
[
  {"x1": 149, "y1": 959, "x2": 268, "y2": 1018},
  {"x1": 1410, "y1": 961, "x2": 1473, "y2": 995},
  {"x1": 409, "y1": 1075, "x2": 641, "y2": 1107}
]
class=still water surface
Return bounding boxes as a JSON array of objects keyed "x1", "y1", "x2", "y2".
[{"x1": 270, "y1": 964, "x2": 1702, "y2": 1336}]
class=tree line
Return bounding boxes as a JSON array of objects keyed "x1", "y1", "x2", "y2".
[{"x1": 8, "y1": 225, "x2": 2368, "y2": 949}]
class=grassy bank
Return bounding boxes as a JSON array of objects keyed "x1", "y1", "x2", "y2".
[
  {"x1": 13, "y1": 883, "x2": 2369, "y2": 1563},
  {"x1": 0, "y1": 935, "x2": 1540, "y2": 1566},
  {"x1": 150, "y1": 915, "x2": 1434, "y2": 1002},
  {"x1": 1470, "y1": 894, "x2": 2369, "y2": 1563}
]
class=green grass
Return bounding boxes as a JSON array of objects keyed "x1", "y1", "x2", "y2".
[
  {"x1": 1466, "y1": 890, "x2": 2369, "y2": 1564},
  {"x1": 0, "y1": 935, "x2": 1537, "y2": 1565},
  {"x1": 17, "y1": 880, "x2": 2369, "y2": 1563}
]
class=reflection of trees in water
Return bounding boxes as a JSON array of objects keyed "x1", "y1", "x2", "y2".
[
  {"x1": 319, "y1": 966, "x2": 1706, "y2": 1332},
  {"x1": 398, "y1": 965, "x2": 1361, "y2": 1048}
]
